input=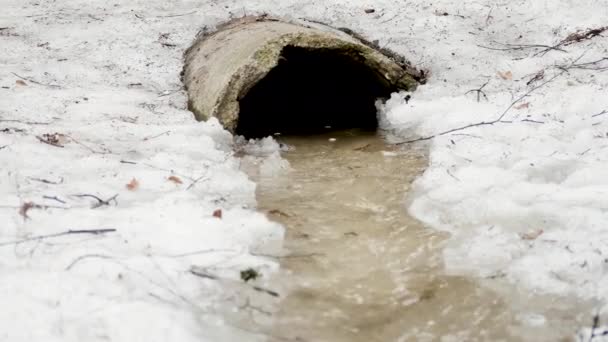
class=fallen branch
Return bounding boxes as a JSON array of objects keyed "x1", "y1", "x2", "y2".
[
  {"x1": 464, "y1": 80, "x2": 490, "y2": 102},
  {"x1": 36, "y1": 134, "x2": 64, "y2": 148},
  {"x1": 477, "y1": 41, "x2": 566, "y2": 54},
  {"x1": 396, "y1": 65, "x2": 572, "y2": 145},
  {"x1": 0, "y1": 119, "x2": 51, "y2": 125},
  {"x1": 65, "y1": 253, "x2": 114, "y2": 270},
  {"x1": 557, "y1": 57, "x2": 608, "y2": 72},
  {"x1": 189, "y1": 267, "x2": 280, "y2": 298},
  {"x1": 142, "y1": 130, "x2": 171, "y2": 141},
  {"x1": 156, "y1": 11, "x2": 197, "y2": 18},
  {"x1": 43, "y1": 195, "x2": 67, "y2": 204},
  {"x1": 65, "y1": 134, "x2": 111, "y2": 154},
  {"x1": 186, "y1": 174, "x2": 209, "y2": 190},
  {"x1": 11, "y1": 72, "x2": 61, "y2": 89},
  {"x1": 537, "y1": 26, "x2": 608, "y2": 56},
  {"x1": 73, "y1": 193, "x2": 118, "y2": 208},
  {"x1": 28, "y1": 176, "x2": 64, "y2": 185},
  {"x1": 0, "y1": 228, "x2": 117, "y2": 247}
]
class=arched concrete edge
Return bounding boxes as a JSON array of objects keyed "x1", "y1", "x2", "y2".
[{"x1": 183, "y1": 16, "x2": 426, "y2": 132}]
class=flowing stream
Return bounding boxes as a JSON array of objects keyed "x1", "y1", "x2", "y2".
[{"x1": 237, "y1": 129, "x2": 594, "y2": 342}]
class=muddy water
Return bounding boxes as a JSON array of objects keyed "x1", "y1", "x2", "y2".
[{"x1": 240, "y1": 130, "x2": 592, "y2": 342}]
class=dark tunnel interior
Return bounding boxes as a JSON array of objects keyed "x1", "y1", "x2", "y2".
[{"x1": 235, "y1": 46, "x2": 398, "y2": 138}]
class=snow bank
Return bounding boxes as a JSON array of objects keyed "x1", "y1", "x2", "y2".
[
  {"x1": 1, "y1": 1, "x2": 283, "y2": 341},
  {"x1": 376, "y1": 0, "x2": 608, "y2": 304}
]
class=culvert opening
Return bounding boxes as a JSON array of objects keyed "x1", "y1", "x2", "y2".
[{"x1": 235, "y1": 46, "x2": 398, "y2": 138}]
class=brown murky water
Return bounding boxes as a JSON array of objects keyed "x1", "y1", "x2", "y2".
[{"x1": 238, "y1": 129, "x2": 593, "y2": 342}]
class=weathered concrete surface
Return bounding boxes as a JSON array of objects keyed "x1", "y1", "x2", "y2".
[{"x1": 183, "y1": 16, "x2": 423, "y2": 132}]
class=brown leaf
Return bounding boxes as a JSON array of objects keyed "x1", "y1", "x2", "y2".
[
  {"x1": 19, "y1": 202, "x2": 34, "y2": 219},
  {"x1": 213, "y1": 209, "x2": 222, "y2": 219},
  {"x1": 520, "y1": 229, "x2": 543, "y2": 240},
  {"x1": 497, "y1": 71, "x2": 513, "y2": 80},
  {"x1": 515, "y1": 102, "x2": 530, "y2": 110},
  {"x1": 167, "y1": 175, "x2": 182, "y2": 184},
  {"x1": 126, "y1": 178, "x2": 139, "y2": 191},
  {"x1": 15, "y1": 80, "x2": 27, "y2": 86}
]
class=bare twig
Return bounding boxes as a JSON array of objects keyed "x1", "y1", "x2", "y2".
[
  {"x1": 73, "y1": 193, "x2": 118, "y2": 208},
  {"x1": 65, "y1": 134, "x2": 111, "y2": 154},
  {"x1": 189, "y1": 267, "x2": 280, "y2": 298},
  {"x1": 537, "y1": 26, "x2": 608, "y2": 56},
  {"x1": 465, "y1": 80, "x2": 490, "y2": 102},
  {"x1": 65, "y1": 253, "x2": 114, "y2": 270},
  {"x1": 28, "y1": 176, "x2": 64, "y2": 185},
  {"x1": 156, "y1": 11, "x2": 197, "y2": 18},
  {"x1": 0, "y1": 119, "x2": 51, "y2": 125},
  {"x1": 477, "y1": 41, "x2": 566, "y2": 54},
  {"x1": 36, "y1": 135, "x2": 64, "y2": 148},
  {"x1": 592, "y1": 110, "x2": 608, "y2": 118},
  {"x1": 189, "y1": 268, "x2": 219, "y2": 280},
  {"x1": 395, "y1": 67, "x2": 571, "y2": 145},
  {"x1": 142, "y1": 130, "x2": 171, "y2": 141},
  {"x1": 11, "y1": 72, "x2": 61, "y2": 88},
  {"x1": 43, "y1": 195, "x2": 66, "y2": 204},
  {"x1": 557, "y1": 57, "x2": 608, "y2": 72},
  {"x1": 187, "y1": 174, "x2": 209, "y2": 190},
  {"x1": 0, "y1": 229, "x2": 117, "y2": 247}
]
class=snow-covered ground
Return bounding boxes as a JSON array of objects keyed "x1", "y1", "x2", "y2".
[{"x1": 2, "y1": 0, "x2": 608, "y2": 340}]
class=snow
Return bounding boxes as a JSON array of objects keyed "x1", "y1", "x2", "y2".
[
  {"x1": 2, "y1": 0, "x2": 608, "y2": 340},
  {"x1": 376, "y1": 1, "x2": 608, "y2": 306},
  {"x1": 1, "y1": 1, "x2": 283, "y2": 341}
]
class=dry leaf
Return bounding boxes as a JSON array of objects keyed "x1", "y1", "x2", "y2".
[
  {"x1": 213, "y1": 209, "x2": 222, "y2": 219},
  {"x1": 167, "y1": 175, "x2": 182, "y2": 184},
  {"x1": 515, "y1": 102, "x2": 530, "y2": 110},
  {"x1": 126, "y1": 178, "x2": 139, "y2": 191},
  {"x1": 520, "y1": 229, "x2": 543, "y2": 240},
  {"x1": 15, "y1": 80, "x2": 27, "y2": 86},
  {"x1": 19, "y1": 202, "x2": 35, "y2": 219},
  {"x1": 497, "y1": 71, "x2": 513, "y2": 80}
]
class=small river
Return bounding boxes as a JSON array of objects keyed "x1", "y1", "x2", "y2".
[{"x1": 236, "y1": 129, "x2": 593, "y2": 342}]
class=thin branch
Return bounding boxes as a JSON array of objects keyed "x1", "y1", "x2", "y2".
[
  {"x1": 36, "y1": 135, "x2": 64, "y2": 148},
  {"x1": 73, "y1": 193, "x2": 118, "y2": 208},
  {"x1": 156, "y1": 11, "x2": 197, "y2": 18},
  {"x1": 11, "y1": 72, "x2": 61, "y2": 89},
  {"x1": 396, "y1": 65, "x2": 572, "y2": 145},
  {"x1": 189, "y1": 267, "x2": 280, "y2": 297},
  {"x1": 0, "y1": 229, "x2": 117, "y2": 247},
  {"x1": 464, "y1": 80, "x2": 490, "y2": 102},
  {"x1": 43, "y1": 195, "x2": 67, "y2": 204},
  {"x1": 0, "y1": 119, "x2": 52, "y2": 125},
  {"x1": 29, "y1": 176, "x2": 64, "y2": 185},
  {"x1": 65, "y1": 253, "x2": 114, "y2": 270},
  {"x1": 65, "y1": 134, "x2": 111, "y2": 154},
  {"x1": 142, "y1": 130, "x2": 171, "y2": 141}
]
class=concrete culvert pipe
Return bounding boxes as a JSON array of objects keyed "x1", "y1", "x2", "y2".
[{"x1": 183, "y1": 16, "x2": 424, "y2": 138}]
